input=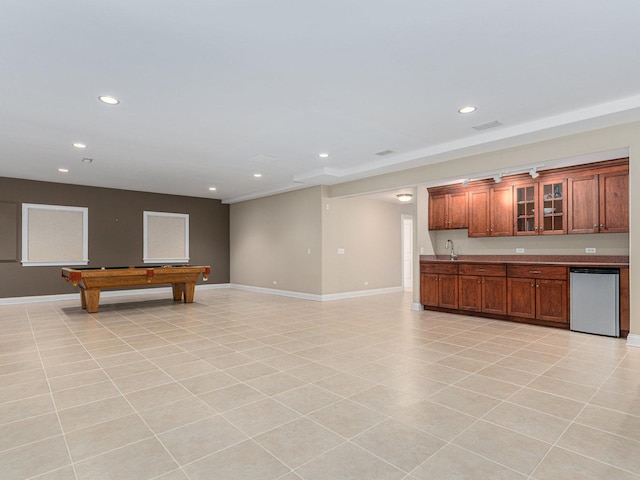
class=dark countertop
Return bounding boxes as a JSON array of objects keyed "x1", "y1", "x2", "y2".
[{"x1": 420, "y1": 255, "x2": 629, "y2": 268}]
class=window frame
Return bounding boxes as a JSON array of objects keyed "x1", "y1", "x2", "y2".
[
  {"x1": 21, "y1": 203, "x2": 89, "y2": 267},
  {"x1": 142, "y1": 211, "x2": 190, "y2": 264}
]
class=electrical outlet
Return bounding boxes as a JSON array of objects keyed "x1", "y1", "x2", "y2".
[
  {"x1": 516, "y1": 248, "x2": 525, "y2": 253},
  {"x1": 337, "y1": 248, "x2": 345, "y2": 255},
  {"x1": 585, "y1": 247, "x2": 596, "y2": 254},
  {"x1": 364, "y1": 281, "x2": 368, "y2": 286}
]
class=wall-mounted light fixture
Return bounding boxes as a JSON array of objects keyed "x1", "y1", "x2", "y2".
[
  {"x1": 462, "y1": 179, "x2": 469, "y2": 187},
  {"x1": 529, "y1": 167, "x2": 539, "y2": 179},
  {"x1": 396, "y1": 193, "x2": 413, "y2": 202},
  {"x1": 493, "y1": 173, "x2": 503, "y2": 184}
]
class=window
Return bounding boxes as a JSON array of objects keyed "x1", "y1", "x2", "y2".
[
  {"x1": 21, "y1": 203, "x2": 88, "y2": 266},
  {"x1": 143, "y1": 211, "x2": 189, "y2": 264}
]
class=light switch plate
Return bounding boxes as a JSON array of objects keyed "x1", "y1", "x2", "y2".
[
  {"x1": 516, "y1": 248, "x2": 525, "y2": 253},
  {"x1": 585, "y1": 247, "x2": 596, "y2": 253}
]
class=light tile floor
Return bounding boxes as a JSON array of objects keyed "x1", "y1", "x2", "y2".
[{"x1": 1, "y1": 290, "x2": 640, "y2": 479}]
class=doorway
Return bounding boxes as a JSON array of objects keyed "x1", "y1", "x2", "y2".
[{"x1": 401, "y1": 215, "x2": 413, "y2": 291}]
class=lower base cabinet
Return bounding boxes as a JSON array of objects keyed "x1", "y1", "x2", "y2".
[
  {"x1": 420, "y1": 263, "x2": 458, "y2": 309},
  {"x1": 458, "y1": 264, "x2": 507, "y2": 315},
  {"x1": 507, "y1": 266, "x2": 568, "y2": 324},
  {"x1": 421, "y1": 261, "x2": 570, "y2": 328}
]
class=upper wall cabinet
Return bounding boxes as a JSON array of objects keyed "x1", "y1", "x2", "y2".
[
  {"x1": 428, "y1": 158, "x2": 628, "y2": 236},
  {"x1": 514, "y1": 179, "x2": 567, "y2": 235},
  {"x1": 468, "y1": 186, "x2": 513, "y2": 237},
  {"x1": 429, "y1": 191, "x2": 468, "y2": 230},
  {"x1": 568, "y1": 167, "x2": 629, "y2": 234}
]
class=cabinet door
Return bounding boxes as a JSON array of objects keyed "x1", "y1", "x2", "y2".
[
  {"x1": 514, "y1": 184, "x2": 538, "y2": 235},
  {"x1": 448, "y1": 192, "x2": 469, "y2": 229},
  {"x1": 420, "y1": 274, "x2": 439, "y2": 307},
  {"x1": 482, "y1": 276, "x2": 507, "y2": 315},
  {"x1": 600, "y1": 171, "x2": 629, "y2": 233},
  {"x1": 458, "y1": 275, "x2": 482, "y2": 311},
  {"x1": 568, "y1": 175, "x2": 599, "y2": 234},
  {"x1": 539, "y1": 180, "x2": 567, "y2": 234},
  {"x1": 468, "y1": 189, "x2": 490, "y2": 237},
  {"x1": 536, "y1": 279, "x2": 567, "y2": 323},
  {"x1": 438, "y1": 274, "x2": 458, "y2": 309},
  {"x1": 491, "y1": 185, "x2": 513, "y2": 236},
  {"x1": 428, "y1": 194, "x2": 447, "y2": 230},
  {"x1": 507, "y1": 277, "x2": 536, "y2": 318}
]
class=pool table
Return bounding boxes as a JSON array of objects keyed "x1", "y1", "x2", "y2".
[{"x1": 62, "y1": 265, "x2": 210, "y2": 313}]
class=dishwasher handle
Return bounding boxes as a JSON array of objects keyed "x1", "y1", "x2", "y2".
[{"x1": 570, "y1": 267, "x2": 620, "y2": 275}]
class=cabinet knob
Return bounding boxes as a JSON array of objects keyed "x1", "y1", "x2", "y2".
[
  {"x1": 600, "y1": 224, "x2": 604, "y2": 228},
  {"x1": 593, "y1": 225, "x2": 598, "y2": 228},
  {"x1": 536, "y1": 284, "x2": 540, "y2": 288},
  {"x1": 531, "y1": 283, "x2": 535, "y2": 287}
]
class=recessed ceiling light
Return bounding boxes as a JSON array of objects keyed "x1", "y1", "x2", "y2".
[
  {"x1": 98, "y1": 95, "x2": 120, "y2": 105},
  {"x1": 318, "y1": 153, "x2": 329, "y2": 158},
  {"x1": 208, "y1": 187, "x2": 217, "y2": 191},
  {"x1": 458, "y1": 105, "x2": 477, "y2": 114},
  {"x1": 72, "y1": 143, "x2": 87, "y2": 149},
  {"x1": 254, "y1": 173, "x2": 262, "y2": 178},
  {"x1": 58, "y1": 168, "x2": 69, "y2": 173}
]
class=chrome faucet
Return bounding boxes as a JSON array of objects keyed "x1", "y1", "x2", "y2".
[{"x1": 445, "y1": 239, "x2": 458, "y2": 261}]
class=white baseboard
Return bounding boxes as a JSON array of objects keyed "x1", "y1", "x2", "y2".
[
  {"x1": 0, "y1": 283, "x2": 404, "y2": 306},
  {"x1": 230, "y1": 284, "x2": 404, "y2": 302},
  {"x1": 0, "y1": 283, "x2": 231, "y2": 306},
  {"x1": 626, "y1": 333, "x2": 640, "y2": 348},
  {"x1": 411, "y1": 302, "x2": 424, "y2": 311}
]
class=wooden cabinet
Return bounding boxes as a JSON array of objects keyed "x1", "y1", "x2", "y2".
[
  {"x1": 507, "y1": 265, "x2": 567, "y2": 323},
  {"x1": 421, "y1": 259, "x2": 626, "y2": 334},
  {"x1": 458, "y1": 264, "x2": 506, "y2": 315},
  {"x1": 568, "y1": 169, "x2": 629, "y2": 234},
  {"x1": 514, "y1": 179, "x2": 566, "y2": 235},
  {"x1": 428, "y1": 191, "x2": 468, "y2": 230},
  {"x1": 468, "y1": 186, "x2": 513, "y2": 237},
  {"x1": 420, "y1": 263, "x2": 458, "y2": 309},
  {"x1": 428, "y1": 158, "x2": 627, "y2": 238}
]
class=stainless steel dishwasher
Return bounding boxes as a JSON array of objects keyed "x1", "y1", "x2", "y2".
[{"x1": 570, "y1": 267, "x2": 619, "y2": 337}]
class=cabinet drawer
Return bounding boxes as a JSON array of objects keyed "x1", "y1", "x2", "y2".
[
  {"x1": 507, "y1": 265, "x2": 567, "y2": 280},
  {"x1": 421, "y1": 262, "x2": 458, "y2": 274},
  {"x1": 458, "y1": 263, "x2": 505, "y2": 277}
]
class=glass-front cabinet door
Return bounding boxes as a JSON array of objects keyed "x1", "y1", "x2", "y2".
[
  {"x1": 515, "y1": 184, "x2": 538, "y2": 235},
  {"x1": 539, "y1": 179, "x2": 566, "y2": 234},
  {"x1": 515, "y1": 179, "x2": 567, "y2": 235}
]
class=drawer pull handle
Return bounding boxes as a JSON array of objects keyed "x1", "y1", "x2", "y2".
[
  {"x1": 478, "y1": 269, "x2": 486, "y2": 272},
  {"x1": 529, "y1": 270, "x2": 541, "y2": 274}
]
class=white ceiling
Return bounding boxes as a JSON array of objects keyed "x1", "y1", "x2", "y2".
[{"x1": 2, "y1": 1, "x2": 640, "y2": 203}]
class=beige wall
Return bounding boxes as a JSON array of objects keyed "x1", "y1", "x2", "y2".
[
  {"x1": 321, "y1": 194, "x2": 403, "y2": 294},
  {"x1": 431, "y1": 230, "x2": 629, "y2": 257},
  {"x1": 230, "y1": 186, "x2": 406, "y2": 296},
  {"x1": 230, "y1": 187, "x2": 323, "y2": 294},
  {"x1": 328, "y1": 121, "x2": 640, "y2": 335}
]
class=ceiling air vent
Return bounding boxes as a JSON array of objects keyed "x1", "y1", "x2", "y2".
[
  {"x1": 375, "y1": 149, "x2": 395, "y2": 156},
  {"x1": 472, "y1": 120, "x2": 502, "y2": 131}
]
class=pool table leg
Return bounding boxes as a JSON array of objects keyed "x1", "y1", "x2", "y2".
[
  {"x1": 184, "y1": 283, "x2": 196, "y2": 303},
  {"x1": 85, "y1": 289, "x2": 101, "y2": 313},
  {"x1": 172, "y1": 283, "x2": 185, "y2": 302},
  {"x1": 80, "y1": 289, "x2": 87, "y2": 309}
]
